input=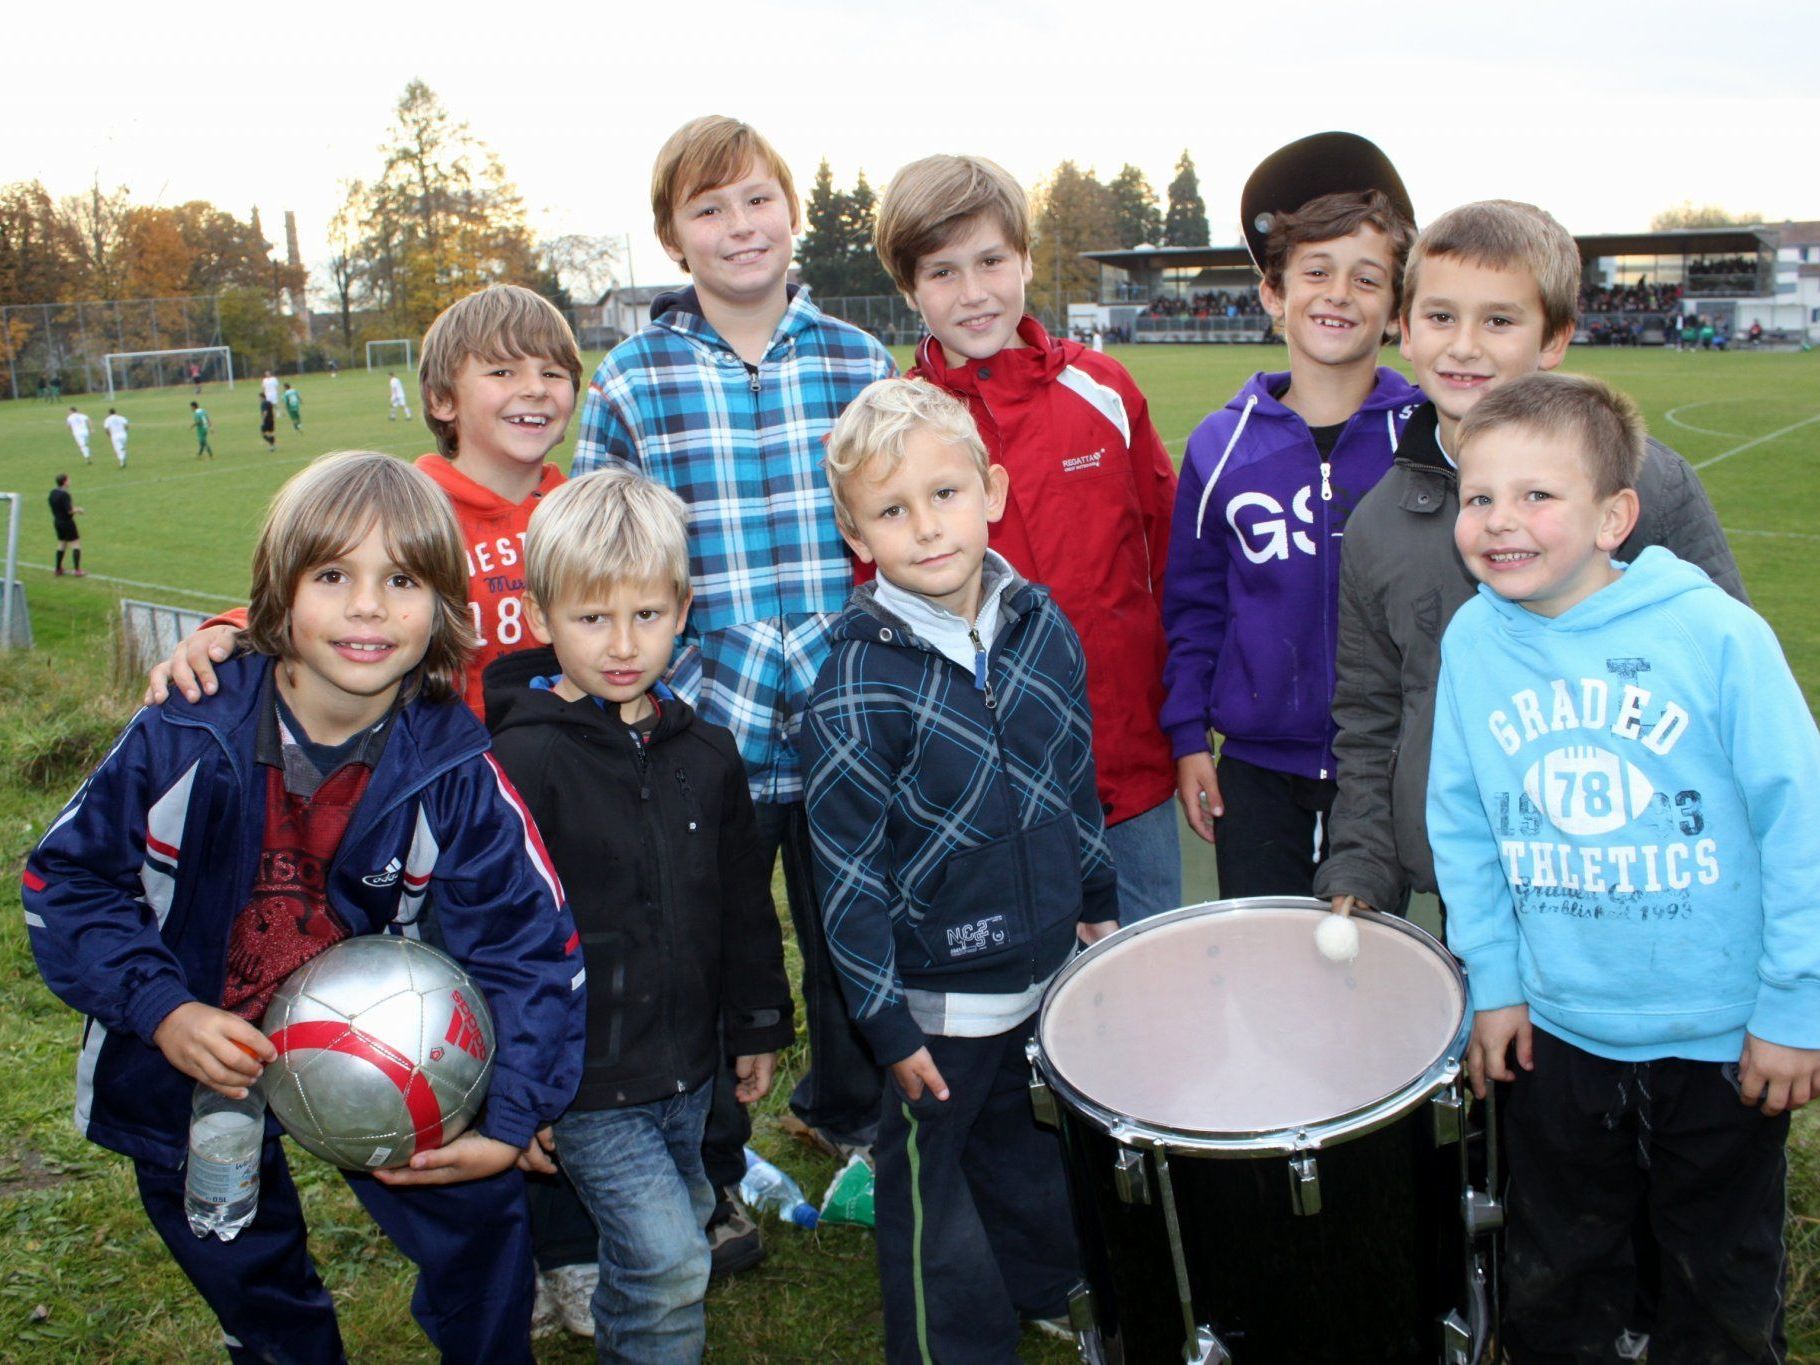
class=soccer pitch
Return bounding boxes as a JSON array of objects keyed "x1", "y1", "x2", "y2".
[
  {"x1": 5, "y1": 346, "x2": 1819, "y2": 694},
  {"x1": 0, "y1": 347, "x2": 1816, "y2": 1358}
]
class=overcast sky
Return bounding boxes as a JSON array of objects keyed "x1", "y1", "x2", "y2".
[{"x1": 6, "y1": 0, "x2": 1811, "y2": 296}]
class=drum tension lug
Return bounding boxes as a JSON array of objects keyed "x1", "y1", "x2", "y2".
[
  {"x1": 1187, "y1": 1324, "x2": 1230, "y2": 1364},
  {"x1": 1462, "y1": 1187, "x2": 1504, "y2": 1237},
  {"x1": 1028, "y1": 1076, "x2": 1058, "y2": 1129},
  {"x1": 1288, "y1": 1153, "x2": 1322, "y2": 1216},
  {"x1": 1431, "y1": 1085, "x2": 1465, "y2": 1146},
  {"x1": 1112, "y1": 1147, "x2": 1152, "y2": 1206},
  {"x1": 1066, "y1": 1281, "x2": 1096, "y2": 1334},
  {"x1": 1439, "y1": 1309, "x2": 1472, "y2": 1364}
]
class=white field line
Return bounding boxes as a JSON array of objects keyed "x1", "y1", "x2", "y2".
[
  {"x1": 1693, "y1": 413, "x2": 1820, "y2": 471},
  {"x1": 1665, "y1": 400, "x2": 1748, "y2": 439},
  {"x1": 92, "y1": 437, "x2": 426, "y2": 491},
  {"x1": 16, "y1": 562, "x2": 243, "y2": 603},
  {"x1": 1719, "y1": 527, "x2": 1820, "y2": 543}
]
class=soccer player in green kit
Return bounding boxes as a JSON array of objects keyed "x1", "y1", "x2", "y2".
[{"x1": 190, "y1": 400, "x2": 215, "y2": 458}]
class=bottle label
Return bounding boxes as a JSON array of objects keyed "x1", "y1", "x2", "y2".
[
  {"x1": 187, "y1": 1148, "x2": 258, "y2": 1206},
  {"x1": 188, "y1": 1110, "x2": 260, "y2": 1206}
]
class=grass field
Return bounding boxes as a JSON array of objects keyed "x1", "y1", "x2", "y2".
[{"x1": 0, "y1": 346, "x2": 1815, "y2": 1360}]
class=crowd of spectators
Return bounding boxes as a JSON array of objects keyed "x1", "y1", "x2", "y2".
[
  {"x1": 1144, "y1": 290, "x2": 1267, "y2": 319},
  {"x1": 1579, "y1": 281, "x2": 1683, "y2": 314},
  {"x1": 1685, "y1": 256, "x2": 1761, "y2": 295}
]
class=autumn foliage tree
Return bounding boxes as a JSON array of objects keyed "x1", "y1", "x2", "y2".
[
  {"x1": 1028, "y1": 162, "x2": 1115, "y2": 322},
  {"x1": 337, "y1": 80, "x2": 546, "y2": 336}
]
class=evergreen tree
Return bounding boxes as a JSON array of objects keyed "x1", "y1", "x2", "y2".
[
  {"x1": 1108, "y1": 164, "x2": 1163, "y2": 248},
  {"x1": 1164, "y1": 150, "x2": 1211, "y2": 248},
  {"x1": 841, "y1": 171, "x2": 896, "y2": 297},
  {"x1": 796, "y1": 158, "x2": 852, "y2": 298}
]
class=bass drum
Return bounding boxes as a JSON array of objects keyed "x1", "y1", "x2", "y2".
[{"x1": 1029, "y1": 898, "x2": 1495, "y2": 1364}]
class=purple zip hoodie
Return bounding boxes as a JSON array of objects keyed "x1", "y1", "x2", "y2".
[{"x1": 1160, "y1": 367, "x2": 1422, "y2": 779}]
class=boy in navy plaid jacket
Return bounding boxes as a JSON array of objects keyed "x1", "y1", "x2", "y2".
[
  {"x1": 803, "y1": 379, "x2": 1118, "y2": 1362},
  {"x1": 570, "y1": 115, "x2": 895, "y2": 1256}
]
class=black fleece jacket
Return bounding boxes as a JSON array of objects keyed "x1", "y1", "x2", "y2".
[{"x1": 484, "y1": 647, "x2": 793, "y2": 1111}]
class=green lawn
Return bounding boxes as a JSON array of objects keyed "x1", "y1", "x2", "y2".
[{"x1": 0, "y1": 347, "x2": 1815, "y2": 1360}]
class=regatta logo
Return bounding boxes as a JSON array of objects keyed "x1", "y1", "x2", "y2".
[
  {"x1": 1226, "y1": 487, "x2": 1316, "y2": 562},
  {"x1": 1061, "y1": 449, "x2": 1106, "y2": 475},
  {"x1": 362, "y1": 858, "x2": 402, "y2": 888},
  {"x1": 443, "y1": 990, "x2": 488, "y2": 1060},
  {"x1": 946, "y1": 916, "x2": 1008, "y2": 957}
]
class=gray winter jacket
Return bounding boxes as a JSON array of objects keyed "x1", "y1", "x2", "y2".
[{"x1": 1313, "y1": 403, "x2": 1747, "y2": 910}]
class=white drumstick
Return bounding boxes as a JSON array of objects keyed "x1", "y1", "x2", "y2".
[{"x1": 1315, "y1": 906, "x2": 1360, "y2": 963}]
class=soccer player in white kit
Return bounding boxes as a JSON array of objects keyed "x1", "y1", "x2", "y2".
[
  {"x1": 66, "y1": 407, "x2": 91, "y2": 462},
  {"x1": 103, "y1": 409, "x2": 130, "y2": 467},
  {"x1": 261, "y1": 372, "x2": 280, "y2": 407},
  {"x1": 387, "y1": 373, "x2": 411, "y2": 421}
]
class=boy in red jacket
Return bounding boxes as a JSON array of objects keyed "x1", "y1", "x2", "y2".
[{"x1": 874, "y1": 155, "x2": 1181, "y2": 922}]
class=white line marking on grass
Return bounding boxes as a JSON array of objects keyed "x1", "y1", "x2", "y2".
[
  {"x1": 18, "y1": 562, "x2": 243, "y2": 603},
  {"x1": 1720, "y1": 527, "x2": 1820, "y2": 543},
  {"x1": 1694, "y1": 413, "x2": 1820, "y2": 471},
  {"x1": 98, "y1": 440, "x2": 426, "y2": 491},
  {"x1": 1665, "y1": 401, "x2": 1748, "y2": 439}
]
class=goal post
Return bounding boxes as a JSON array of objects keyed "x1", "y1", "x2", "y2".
[
  {"x1": 103, "y1": 346, "x2": 235, "y2": 398},
  {"x1": 365, "y1": 339, "x2": 415, "y2": 371}
]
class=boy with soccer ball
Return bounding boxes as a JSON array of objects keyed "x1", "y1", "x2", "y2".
[{"x1": 24, "y1": 451, "x2": 585, "y2": 1362}]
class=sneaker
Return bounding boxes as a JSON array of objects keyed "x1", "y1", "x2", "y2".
[
  {"x1": 530, "y1": 1273, "x2": 559, "y2": 1340},
  {"x1": 1615, "y1": 1329, "x2": 1650, "y2": 1361},
  {"x1": 780, "y1": 1112, "x2": 873, "y2": 1164},
  {"x1": 707, "y1": 1191, "x2": 765, "y2": 1279},
  {"x1": 1023, "y1": 1316, "x2": 1073, "y2": 1341},
  {"x1": 70, "y1": 569, "x2": 86, "y2": 577},
  {"x1": 54, "y1": 568, "x2": 63, "y2": 576},
  {"x1": 545, "y1": 1263, "x2": 597, "y2": 1338}
]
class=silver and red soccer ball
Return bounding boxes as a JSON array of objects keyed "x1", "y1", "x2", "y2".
[{"x1": 260, "y1": 936, "x2": 495, "y2": 1170}]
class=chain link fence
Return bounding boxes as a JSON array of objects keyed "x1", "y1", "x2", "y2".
[{"x1": 0, "y1": 296, "x2": 228, "y2": 400}]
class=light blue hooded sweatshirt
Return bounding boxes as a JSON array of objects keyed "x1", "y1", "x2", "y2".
[{"x1": 1428, "y1": 547, "x2": 1820, "y2": 1061}]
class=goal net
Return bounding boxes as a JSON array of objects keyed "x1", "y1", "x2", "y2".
[
  {"x1": 104, "y1": 346, "x2": 234, "y2": 397},
  {"x1": 366, "y1": 338, "x2": 415, "y2": 371}
]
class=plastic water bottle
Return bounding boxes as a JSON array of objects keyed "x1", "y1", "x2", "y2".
[
  {"x1": 738, "y1": 1147, "x2": 820, "y2": 1229},
  {"x1": 184, "y1": 1084, "x2": 265, "y2": 1241}
]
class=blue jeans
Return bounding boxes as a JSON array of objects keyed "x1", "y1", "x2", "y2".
[
  {"x1": 1106, "y1": 797, "x2": 1183, "y2": 926},
  {"x1": 556, "y1": 1082, "x2": 717, "y2": 1364}
]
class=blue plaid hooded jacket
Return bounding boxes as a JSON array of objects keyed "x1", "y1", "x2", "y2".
[
  {"x1": 572, "y1": 286, "x2": 895, "y2": 803},
  {"x1": 802, "y1": 573, "x2": 1120, "y2": 1065}
]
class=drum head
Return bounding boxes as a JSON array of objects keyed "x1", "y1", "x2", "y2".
[{"x1": 1038, "y1": 900, "x2": 1464, "y2": 1142}]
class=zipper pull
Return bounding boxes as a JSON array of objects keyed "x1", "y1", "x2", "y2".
[
  {"x1": 634, "y1": 739, "x2": 652, "y2": 801},
  {"x1": 1320, "y1": 459, "x2": 1333, "y2": 502},
  {"x1": 747, "y1": 364, "x2": 760, "y2": 394},
  {"x1": 968, "y1": 626, "x2": 997, "y2": 710}
]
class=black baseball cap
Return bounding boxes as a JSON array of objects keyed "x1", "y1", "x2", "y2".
[{"x1": 1240, "y1": 132, "x2": 1414, "y2": 273}]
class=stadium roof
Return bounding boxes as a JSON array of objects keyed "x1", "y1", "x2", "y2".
[
  {"x1": 1569, "y1": 226, "x2": 1769, "y2": 258},
  {"x1": 1082, "y1": 244, "x2": 1255, "y2": 271},
  {"x1": 1082, "y1": 224, "x2": 1803, "y2": 273}
]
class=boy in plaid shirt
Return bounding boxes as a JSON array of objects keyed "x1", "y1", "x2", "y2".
[{"x1": 571, "y1": 115, "x2": 895, "y2": 1267}]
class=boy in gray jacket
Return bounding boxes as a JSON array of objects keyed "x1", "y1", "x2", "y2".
[{"x1": 1316, "y1": 199, "x2": 1745, "y2": 919}]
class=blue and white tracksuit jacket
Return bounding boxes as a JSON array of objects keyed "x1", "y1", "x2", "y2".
[
  {"x1": 571, "y1": 285, "x2": 896, "y2": 804},
  {"x1": 22, "y1": 654, "x2": 586, "y2": 1169},
  {"x1": 802, "y1": 569, "x2": 1120, "y2": 1066}
]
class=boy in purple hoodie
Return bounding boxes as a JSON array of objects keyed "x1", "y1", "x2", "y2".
[{"x1": 1161, "y1": 133, "x2": 1421, "y2": 898}]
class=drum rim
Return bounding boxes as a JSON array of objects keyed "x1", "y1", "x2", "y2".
[{"x1": 1031, "y1": 896, "x2": 1469, "y2": 1155}]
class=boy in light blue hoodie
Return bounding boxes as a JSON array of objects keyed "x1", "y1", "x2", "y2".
[{"x1": 1427, "y1": 372, "x2": 1820, "y2": 1363}]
